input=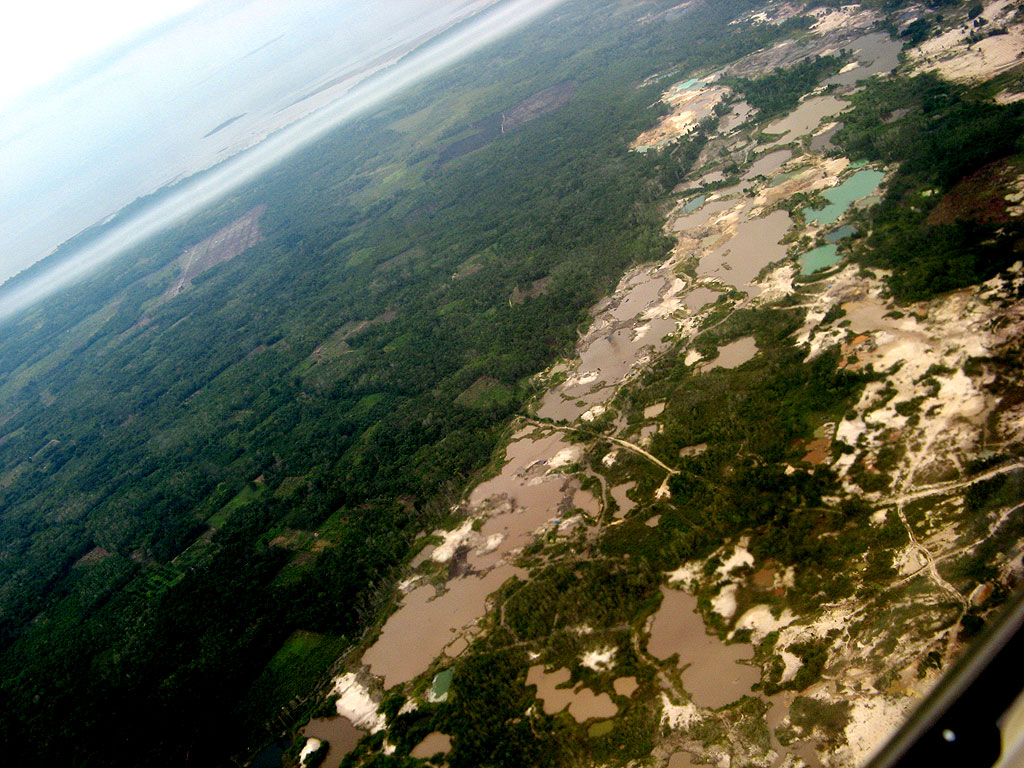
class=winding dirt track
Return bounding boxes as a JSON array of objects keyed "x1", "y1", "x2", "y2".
[{"x1": 524, "y1": 417, "x2": 679, "y2": 476}]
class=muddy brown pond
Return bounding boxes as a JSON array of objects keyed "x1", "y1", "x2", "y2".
[{"x1": 648, "y1": 586, "x2": 761, "y2": 709}]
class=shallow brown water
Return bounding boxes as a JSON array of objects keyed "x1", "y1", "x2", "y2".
[
  {"x1": 410, "y1": 732, "x2": 452, "y2": 759},
  {"x1": 707, "y1": 336, "x2": 758, "y2": 370},
  {"x1": 672, "y1": 199, "x2": 733, "y2": 233},
  {"x1": 720, "y1": 100, "x2": 753, "y2": 132},
  {"x1": 826, "y1": 32, "x2": 901, "y2": 87},
  {"x1": 527, "y1": 665, "x2": 619, "y2": 722},
  {"x1": 644, "y1": 402, "x2": 666, "y2": 419},
  {"x1": 365, "y1": 428, "x2": 591, "y2": 687},
  {"x1": 744, "y1": 149, "x2": 791, "y2": 179},
  {"x1": 647, "y1": 587, "x2": 760, "y2": 709},
  {"x1": 610, "y1": 482, "x2": 636, "y2": 517},
  {"x1": 699, "y1": 209, "x2": 790, "y2": 293},
  {"x1": 613, "y1": 676, "x2": 639, "y2": 697},
  {"x1": 364, "y1": 568, "x2": 516, "y2": 688},
  {"x1": 684, "y1": 286, "x2": 720, "y2": 311},
  {"x1": 765, "y1": 95, "x2": 846, "y2": 145},
  {"x1": 302, "y1": 716, "x2": 364, "y2": 768},
  {"x1": 573, "y1": 486, "x2": 601, "y2": 515},
  {"x1": 668, "y1": 752, "x2": 699, "y2": 768}
]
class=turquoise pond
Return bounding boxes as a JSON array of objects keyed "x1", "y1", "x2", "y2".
[
  {"x1": 800, "y1": 244, "x2": 840, "y2": 275},
  {"x1": 675, "y1": 78, "x2": 704, "y2": 91},
  {"x1": 824, "y1": 224, "x2": 857, "y2": 243},
  {"x1": 682, "y1": 194, "x2": 706, "y2": 213},
  {"x1": 431, "y1": 669, "x2": 454, "y2": 699},
  {"x1": 802, "y1": 170, "x2": 885, "y2": 226}
]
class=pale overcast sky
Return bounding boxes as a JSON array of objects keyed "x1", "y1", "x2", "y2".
[{"x1": 0, "y1": 1, "x2": 208, "y2": 110}]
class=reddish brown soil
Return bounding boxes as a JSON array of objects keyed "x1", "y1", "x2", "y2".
[
  {"x1": 927, "y1": 157, "x2": 1023, "y2": 225},
  {"x1": 501, "y1": 81, "x2": 577, "y2": 132}
]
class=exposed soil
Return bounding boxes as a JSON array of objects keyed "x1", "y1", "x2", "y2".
[
  {"x1": 502, "y1": 81, "x2": 577, "y2": 132},
  {"x1": 159, "y1": 205, "x2": 266, "y2": 304},
  {"x1": 927, "y1": 156, "x2": 1024, "y2": 225}
]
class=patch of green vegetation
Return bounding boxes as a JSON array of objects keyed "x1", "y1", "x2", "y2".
[
  {"x1": 455, "y1": 377, "x2": 516, "y2": 411},
  {"x1": 778, "y1": 696, "x2": 850, "y2": 745},
  {"x1": 208, "y1": 482, "x2": 264, "y2": 528},
  {"x1": 435, "y1": 646, "x2": 564, "y2": 768},
  {"x1": 588, "y1": 720, "x2": 614, "y2": 738},
  {"x1": 502, "y1": 561, "x2": 660, "y2": 644},
  {"x1": 240, "y1": 630, "x2": 349, "y2": 730},
  {"x1": 723, "y1": 54, "x2": 846, "y2": 119}
]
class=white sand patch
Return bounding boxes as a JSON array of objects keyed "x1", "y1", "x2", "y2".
[
  {"x1": 398, "y1": 699, "x2": 419, "y2": 715},
  {"x1": 911, "y1": 1, "x2": 1024, "y2": 83},
  {"x1": 939, "y1": 370, "x2": 986, "y2": 420},
  {"x1": 754, "y1": 262, "x2": 796, "y2": 303},
  {"x1": 836, "y1": 416, "x2": 867, "y2": 448},
  {"x1": 997, "y1": 88, "x2": 1024, "y2": 104},
  {"x1": 810, "y1": 5, "x2": 877, "y2": 34},
  {"x1": 300, "y1": 738, "x2": 322, "y2": 765},
  {"x1": 581, "y1": 646, "x2": 617, "y2": 671},
  {"x1": 844, "y1": 697, "x2": 911, "y2": 766},
  {"x1": 667, "y1": 562, "x2": 702, "y2": 587},
  {"x1": 864, "y1": 406, "x2": 908, "y2": 431},
  {"x1": 602, "y1": 449, "x2": 619, "y2": 467},
  {"x1": 781, "y1": 567, "x2": 796, "y2": 588},
  {"x1": 331, "y1": 673, "x2": 386, "y2": 732},
  {"x1": 807, "y1": 326, "x2": 846, "y2": 359},
  {"x1": 431, "y1": 520, "x2": 474, "y2": 563},
  {"x1": 870, "y1": 508, "x2": 888, "y2": 526},
  {"x1": 398, "y1": 575, "x2": 423, "y2": 593},
  {"x1": 581, "y1": 405, "x2": 607, "y2": 422},
  {"x1": 735, "y1": 605, "x2": 796, "y2": 642},
  {"x1": 644, "y1": 293, "x2": 686, "y2": 320},
  {"x1": 661, "y1": 694, "x2": 700, "y2": 729},
  {"x1": 716, "y1": 541, "x2": 754, "y2": 576},
  {"x1": 894, "y1": 545, "x2": 928, "y2": 577},
  {"x1": 558, "y1": 516, "x2": 585, "y2": 535},
  {"x1": 779, "y1": 650, "x2": 802, "y2": 684},
  {"x1": 480, "y1": 533, "x2": 504, "y2": 554},
  {"x1": 634, "y1": 84, "x2": 729, "y2": 150},
  {"x1": 549, "y1": 446, "x2": 584, "y2": 469},
  {"x1": 711, "y1": 583, "x2": 738, "y2": 620},
  {"x1": 655, "y1": 479, "x2": 672, "y2": 500},
  {"x1": 685, "y1": 349, "x2": 703, "y2": 366}
]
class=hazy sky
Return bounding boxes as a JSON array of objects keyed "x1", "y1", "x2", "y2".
[
  {"x1": 0, "y1": 0, "x2": 562, "y2": 316},
  {"x1": 0, "y1": 2, "x2": 207, "y2": 110}
]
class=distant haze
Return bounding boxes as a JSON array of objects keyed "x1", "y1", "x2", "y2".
[{"x1": 0, "y1": 0, "x2": 560, "y2": 312}]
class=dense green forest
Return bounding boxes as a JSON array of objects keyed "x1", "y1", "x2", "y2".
[
  {"x1": 0, "y1": 1, "x2": 805, "y2": 765},
  {"x1": 834, "y1": 73, "x2": 1024, "y2": 299}
]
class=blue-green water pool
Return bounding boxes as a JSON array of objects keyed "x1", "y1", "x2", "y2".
[
  {"x1": 800, "y1": 244, "x2": 840, "y2": 275},
  {"x1": 803, "y1": 170, "x2": 884, "y2": 226}
]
